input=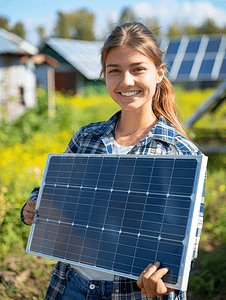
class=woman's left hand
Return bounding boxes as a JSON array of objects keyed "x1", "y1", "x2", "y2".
[{"x1": 137, "y1": 262, "x2": 174, "y2": 298}]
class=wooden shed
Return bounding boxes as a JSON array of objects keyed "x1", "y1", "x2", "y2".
[
  {"x1": 0, "y1": 29, "x2": 39, "y2": 122},
  {"x1": 37, "y1": 38, "x2": 104, "y2": 95}
]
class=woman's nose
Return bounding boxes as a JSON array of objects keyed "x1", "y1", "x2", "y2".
[{"x1": 120, "y1": 71, "x2": 135, "y2": 86}]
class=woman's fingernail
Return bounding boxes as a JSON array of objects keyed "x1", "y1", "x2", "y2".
[{"x1": 154, "y1": 261, "x2": 160, "y2": 267}]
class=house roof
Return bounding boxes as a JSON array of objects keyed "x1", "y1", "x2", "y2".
[
  {"x1": 0, "y1": 28, "x2": 38, "y2": 55},
  {"x1": 45, "y1": 38, "x2": 103, "y2": 80}
]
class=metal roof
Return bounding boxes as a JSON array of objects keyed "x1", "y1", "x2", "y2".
[
  {"x1": 0, "y1": 28, "x2": 38, "y2": 55},
  {"x1": 46, "y1": 38, "x2": 103, "y2": 80}
]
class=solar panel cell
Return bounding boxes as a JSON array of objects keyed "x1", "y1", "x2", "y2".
[
  {"x1": 206, "y1": 38, "x2": 222, "y2": 53},
  {"x1": 27, "y1": 154, "x2": 207, "y2": 291},
  {"x1": 166, "y1": 41, "x2": 181, "y2": 54},
  {"x1": 185, "y1": 40, "x2": 201, "y2": 53}
]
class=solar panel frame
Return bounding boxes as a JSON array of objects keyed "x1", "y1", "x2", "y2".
[{"x1": 26, "y1": 154, "x2": 207, "y2": 292}]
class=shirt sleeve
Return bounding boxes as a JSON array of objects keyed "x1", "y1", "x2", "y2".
[{"x1": 64, "y1": 128, "x2": 82, "y2": 153}]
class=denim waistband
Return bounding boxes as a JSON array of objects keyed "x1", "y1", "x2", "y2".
[{"x1": 66, "y1": 266, "x2": 114, "y2": 296}]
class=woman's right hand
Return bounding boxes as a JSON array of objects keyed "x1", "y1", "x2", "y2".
[{"x1": 23, "y1": 201, "x2": 37, "y2": 225}]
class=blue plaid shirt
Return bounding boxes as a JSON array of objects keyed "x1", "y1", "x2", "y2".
[{"x1": 23, "y1": 111, "x2": 205, "y2": 300}]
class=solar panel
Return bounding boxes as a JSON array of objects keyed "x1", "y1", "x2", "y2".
[
  {"x1": 163, "y1": 35, "x2": 226, "y2": 81},
  {"x1": 26, "y1": 154, "x2": 207, "y2": 291}
]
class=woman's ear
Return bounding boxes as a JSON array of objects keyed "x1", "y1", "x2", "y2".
[{"x1": 157, "y1": 65, "x2": 165, "y2": 84}]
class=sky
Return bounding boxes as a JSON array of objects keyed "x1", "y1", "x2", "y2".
[{"x1": 1, "y1": 0, "x2": 226, "y2": 46}]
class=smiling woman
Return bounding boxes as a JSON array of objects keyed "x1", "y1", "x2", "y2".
[{"x1": 21, "y1": 22, "x2": 206, "y2": 300}]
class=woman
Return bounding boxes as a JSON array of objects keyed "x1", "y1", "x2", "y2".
[{"x1": 21, "y1": 22, "x2": 204, "y2": 300}]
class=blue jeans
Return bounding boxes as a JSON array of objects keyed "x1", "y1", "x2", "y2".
[
  {"x1": 63, "y1": 270, "x2": 113, "y2": 300},
  {"x1": 46, "y1": 265, "x2": 113, "y2": 300}
]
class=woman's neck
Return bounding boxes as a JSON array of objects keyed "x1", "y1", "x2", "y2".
[{"x1": 115, "y1": 109, "x2": 158, "y2": 146}]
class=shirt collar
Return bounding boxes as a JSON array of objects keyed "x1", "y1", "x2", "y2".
[{"x1": 101, "y1": 111, "x2": 177, "y2": 147}]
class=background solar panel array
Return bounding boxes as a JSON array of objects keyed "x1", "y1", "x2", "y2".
[
  {"x1": 27, "y1": 154, "x2": 207, "y2": 291},
  {"x1": 45, "y1": 35, "x2": 226, "y2": 81},
  {"x1": 160, "y1": 35, "x2": 226, "y2": 81}
]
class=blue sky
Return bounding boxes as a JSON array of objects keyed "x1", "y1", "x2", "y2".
[{"x1": 1, "y1": 0, "x2": 226, "y2": 45}]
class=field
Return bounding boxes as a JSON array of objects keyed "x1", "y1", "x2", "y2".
[{"x1": 0, "y1": 87, "x2": 226, "y2": 299}]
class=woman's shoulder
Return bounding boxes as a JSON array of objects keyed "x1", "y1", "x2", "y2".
[
  {"x1": 174, "y1": 132, "x2": 201, "y2": 155},
  {"x1": 155, "y1": 117, "x2": 202, "y2": 155}
]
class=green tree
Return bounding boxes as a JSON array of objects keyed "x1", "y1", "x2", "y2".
[
  {"x1": 196, "y1": 19, "x2": 222, "y2": 35},
  {"x1": 167, "y1": 21, "x2": 181, "y2": 38},
  {"x1": 182, "y1": 22, "x2": 197, "y2": 37},
  {"x1": 54, "y1": 9, "x2": 95, "y2": 41},
  {"x1": 12, "y1": 22, "x2": 26, "y2": 39},
  {"x1": 119, "y1": 7, "x2": 136, "y2": 25},
  {"x1": 145, "y1": 18, "x2": 161, "y2": 38},
  {"x1": 0, "y1": 16, "x2": 10, "y2": 30},
  {"x1": 38, "y1": 26, "x2": 47, "y2": 42},
  {"x1": 55, "y1": 11, "x2": 70, "y2": 39},
  {"x1": 72, "y1": 9, "x2": 95, "y2": 40}
]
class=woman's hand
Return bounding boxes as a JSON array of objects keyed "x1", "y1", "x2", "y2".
[
  {"x1": 23, "y1": 201, "x2": 37, "y2": 225},
  {"x1": 137, "y1": 262, "x2": 174, "y2": 298}
]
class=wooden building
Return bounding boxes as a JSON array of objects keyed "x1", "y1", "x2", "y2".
[
  {"x1": 0, "y1": 29, "x2": 39, "y2": 122},
  {"x1": 36, "y1": 38, "x2": 104, "y2": 95}
]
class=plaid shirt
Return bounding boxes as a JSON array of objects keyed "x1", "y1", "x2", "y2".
[{"x1": 23, "y1": 111, "x2": 205, "y2": 300}]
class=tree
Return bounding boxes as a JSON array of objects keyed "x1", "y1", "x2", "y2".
[
  {"x1": 0, "y1": 16, "x2": 9, "y2": 31},
  {"x1": 167, "y1": 21, "x2": 181, "y2": 38},
  {"x1": 145, "y1": 18, "x2": 161, "y2": 38},
  {"x1": 72, "y1": 9, "x2": 95, "y2": 40},
  {"x1": 119, "y1": 7, "x2": 136, "y2": 25},
  {"x1": 54, "y1": 9, "x2": 95, "y2": 41},
  {"x1": 54, "y1": 11, "x2": 70, "y2": 39},
  {"x1": 196, "y1": 19, "x2": 221, "y2": 35},
  {"x1": 12, "y1": 22, "x2": 26, "y2": 39},
  {"x1": 38, "y1": 26, "x2": 47, "y2": 43},
  {"x1": 182, "y1": 23, "x2": 197, "y2": 37}
]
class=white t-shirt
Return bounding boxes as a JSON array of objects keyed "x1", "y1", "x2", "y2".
[{"x1": 71, "y1": 140, "x2": 133, "y2": 280}]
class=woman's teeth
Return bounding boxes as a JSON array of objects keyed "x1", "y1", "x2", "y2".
[{"x1": 120, "y1": 91, "x2": 140, "y2": 97}]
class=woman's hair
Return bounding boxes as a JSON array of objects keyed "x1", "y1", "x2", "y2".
[{"x1": 100, "y1": 22, "x2": 187, "y2": 138}]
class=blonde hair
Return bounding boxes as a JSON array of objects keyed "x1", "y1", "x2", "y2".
[{"x1": 101, "y1": 22, "x2": 187, "y2": 138}]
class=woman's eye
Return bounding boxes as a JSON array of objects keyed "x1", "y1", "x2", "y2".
[
  {"x1": 135, "y1": 67, "x2": 144, "y2": 72},
  {"x1": 109, "y1": 69, "x2": 120, "y2": 73}
]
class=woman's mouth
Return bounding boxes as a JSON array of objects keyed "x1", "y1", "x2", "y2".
[{"x1": 119, "y1": 91, "x2": 141, "y2": 97}]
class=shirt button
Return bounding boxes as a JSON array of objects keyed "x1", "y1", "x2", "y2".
[{"x1": 89, "y1": 284, "x2": 96, "y2": 290}]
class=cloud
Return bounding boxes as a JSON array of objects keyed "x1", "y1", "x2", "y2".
[{"x1": 132, "y1": 0, "x2": 226, "y2": 30}]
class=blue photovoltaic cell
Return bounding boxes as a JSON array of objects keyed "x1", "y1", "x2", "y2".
[
  {"x1": 166, "y1": 41, "x2": 181, "y2": 55},
  {"x1": 198, "y1": 59, "x2": 215, "y2": 78},
  {"x1": 27, "y1": 154, "x2": 206, "y2": 290},
  {"x1": 219, "y1": 58, "x2": 226, "y2": 76},
  {"x1": 178, "y1": 60, "x2": 194, "y2": 76},
  {"x1": 185, "y1": 40, "x2": 201, "y2": 54},
  {"x1": 206, "y1": 38, "x2": 221, "y2": 53}
]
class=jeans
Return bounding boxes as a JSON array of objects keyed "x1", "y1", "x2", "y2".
[{"x1": 62, "y1": 268, "x2": 113, "y2": 300}]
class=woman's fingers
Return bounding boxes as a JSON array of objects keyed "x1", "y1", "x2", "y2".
[
  {"x1": 137, "y1": 262, "x2": 169, "y2": 298},
  {"x1": 144, "y1": 267, "x2": 169, "y2": 298},
  {"x1": 23, "y1": 201, "x2": 37, "y2": 225}
]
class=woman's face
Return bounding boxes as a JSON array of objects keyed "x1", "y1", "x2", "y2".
[{"x1": 104, "y1": 45, "x2": 164, "y2": 114}]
